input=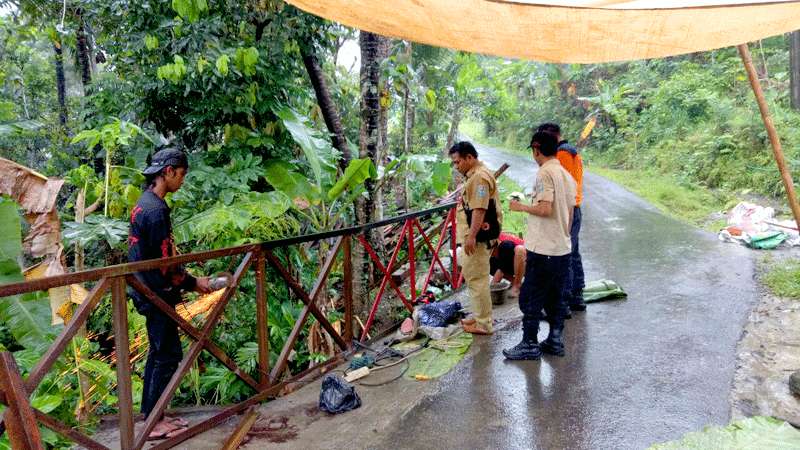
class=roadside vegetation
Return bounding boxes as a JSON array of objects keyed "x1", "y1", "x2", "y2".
[{"x1": 762, "y1": 257, "x2": 800, "y2": 299}]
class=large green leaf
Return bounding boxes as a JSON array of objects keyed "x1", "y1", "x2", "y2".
[
  {"x1": 0, "y1": 293, "x2": 56, "y2": 353},
  {"x1": 649, "y1": 416, "x2": 800, "y2": 449},
  {"x1": 63, "y1": 215, "x2": 129, "y2": 249},
  {"x1": 263, "y1": 160, "x2": 320, "y2": 205},
  {"x1": 276, "y1": 108, "x2": 338, "y2": 188},
  {"x1": 431, "y1": 162, "x2": 452, "y2": 196},
  {"x1": 0, "y1": 198, "x2": 58, "y2": 352},
  {"x1": 0, "y1": 197, "x2": 21, "y2": 263},
  {"x1": 403, "y1": 333, "x2": 473, "y2": 380},
  {"x1": 238, "y1": 192, "x2": 292, "y2": 219},
  {"x1": 327, "y1": 158, "x2": 377, "y2": 201}
]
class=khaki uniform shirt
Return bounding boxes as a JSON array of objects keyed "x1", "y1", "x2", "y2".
[
  {"x1": 524, "y1": 158, "x2": 577, "y2": 256},
  {"x1": 458, "y1": 161, "x2": 502, "y2": 243}
]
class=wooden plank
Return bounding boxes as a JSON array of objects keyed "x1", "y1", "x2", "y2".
[
  {"x1": 738, "y1": 43, "x2": 800, "y2": 232},
  {"x1": 265, "y1": 249, "x2": 347, "y2": 353},
  {"x1": 133, "y1": 253, "x2": 253, "y2": 450},
  {"x1": 33, "y1": 409, "x2": 110, "y2": 450},
  {"x1": 126, "y1": 276, "x2": 259, "y2": 390},
  {"x1": 267, "y1": 237, "x2": 344, "y2": 383},
  {"x1": 220, "y1": 408, "x2": 258, "y2": 450},
  {"x1": 0, "y1": 203, "x2": 456, "y2": 297},
  {"x1": 255, "y1": 250, "x2": 270, "y2": 389},
  {"x1": 112, "y1": 278, "x2": 134, "y2": 450},
  {"x1": 0, "y1": 352, "x2": 43, "y2": 449},
  {"x1": 0, "y1": 244, "x2": 258, "y2": 297}
]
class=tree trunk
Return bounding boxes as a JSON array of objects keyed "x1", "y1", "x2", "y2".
[
  {"x1": 790, "y1": 31, "x2": 800, "y2": 110},
  {"x1": 353, "y1": 31, "x2": 384, "y2": 318},
  {"x1": 444, "y1": 104, "x2": 461, "y2": 154},
  {"x1": 396, "y1": 42, "x2": 413, "y2": 211},
  {"x1": 53, "y1": 39, "x2": 68, "y2": 130},
  {"x1": 301, "y1": 47, "x2": 350, "y2": 171},
  {"x1": 374, "y1": 38, "x2": 392, "y2": 223},
  {"x1": 426, "y1": 110, "x2": 436, "y2": 147},
  {"x1": 76, "y1": 12, "x2": 93, "y2": 93}
]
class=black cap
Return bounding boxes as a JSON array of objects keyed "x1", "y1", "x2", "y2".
[{"x1": 142, "y1": 148, "x2": 189, "y2": 175}]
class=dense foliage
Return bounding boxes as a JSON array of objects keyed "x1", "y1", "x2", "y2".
[{"x1": 472, "y1": 38, "x2": 800, "y2": 202}]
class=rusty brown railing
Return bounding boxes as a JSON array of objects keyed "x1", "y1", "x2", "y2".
[{"x1": 0, "y1": 203, "x2": 459, "y2": 450}]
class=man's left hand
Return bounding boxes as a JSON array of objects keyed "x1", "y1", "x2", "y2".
[{"x1": 195, "y1": 277, "x2": 213, "y2": 294}]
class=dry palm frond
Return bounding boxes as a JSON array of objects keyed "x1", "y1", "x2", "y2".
[{"x1": 176, "y1": 289, "x2": 226, "y2": 322}]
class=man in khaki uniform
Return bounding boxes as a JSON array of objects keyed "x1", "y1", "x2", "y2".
[
  {"x1": 449, "y1": 141, "x2": 502, "y2": 335},
  {"x1": 504, "y1": 131, "x2": 576, "y2": 360}
]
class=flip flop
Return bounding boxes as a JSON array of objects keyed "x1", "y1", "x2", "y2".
[
  {"x1": 461, "y1": 318, "x2": 476, "y2": 326},
  {"x1": 165, "y1": 427, "x2": 187, "y2": 439},
  {"x1": 147, "y1": 420, "x2": 185, "y2": 441},
  {"x1": 462, "y1": 323, "x2": 492, "y2": 335},
  {"x1": 167, "y1": 417, "x2": 189, "y2": 428}
]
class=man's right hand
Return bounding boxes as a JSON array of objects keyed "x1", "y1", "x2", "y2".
[{"x1": 464, "y1": 235, "x2": 477, "y2": 256}]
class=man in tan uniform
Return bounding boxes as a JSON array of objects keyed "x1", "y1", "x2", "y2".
[
  {"x1": 504, "y1": 131, "x2": 576, "y2": 360},
  {"x1": 449, "y1": 141, "x2": 502, "y2": 335}
]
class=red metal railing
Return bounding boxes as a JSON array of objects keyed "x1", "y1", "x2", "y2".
[{"x1": 0, "y1": 203, "x2": 458, "y2": 450}]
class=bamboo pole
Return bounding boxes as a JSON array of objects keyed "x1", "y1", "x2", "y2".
[{"x1": 738, "y1": 43, "x2": 800, "y2": 232}]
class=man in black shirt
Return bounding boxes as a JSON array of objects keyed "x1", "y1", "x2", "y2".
[{"x1": 128, "y1": 148, "x2": 211, "y2": 439}]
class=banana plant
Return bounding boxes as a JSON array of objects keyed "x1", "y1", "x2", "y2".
[{"x1": 264, "y1": 108, "x2": 377, "y2": 232}]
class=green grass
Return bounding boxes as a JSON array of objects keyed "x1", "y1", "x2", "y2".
[
  {"x1": 762, "y1": 258, "x2": 800, "y2": 299},
  {"x1": 496, "y1": 175, "x2": 527, "y2": 237},
  {"x1": 589, "y1": 166, "x2": 731, "y2": 231}
]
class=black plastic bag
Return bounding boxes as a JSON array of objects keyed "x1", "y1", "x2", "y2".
[
  {"x1": 319, "y1": 374, "x2": 361, "y2": 414},
  {"x1": 417, "y1": 300, "x2": 462, "y2": 328}
]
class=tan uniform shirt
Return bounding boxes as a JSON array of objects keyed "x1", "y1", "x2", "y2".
[
  {"x1": 524, "y1": 158, "x2": 576, "y2": 256},
  {"x1": 459, "y1": 161, "x2": 502, "y2": 242}
]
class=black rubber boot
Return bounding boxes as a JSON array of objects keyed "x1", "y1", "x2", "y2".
[
  {"x1": 503, "y1": 339, "x2": 542, "y2": 360},
  {"x1": 569, "y1": 289, "x2": 586, "y2": 311},
  {"x1": 569, "y1": 300, "x2": 586, "y2": 312},
  {"x1": 540, "y1": 325, "x2": 565, "y2": 357}
]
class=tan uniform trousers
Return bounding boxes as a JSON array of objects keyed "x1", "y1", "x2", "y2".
[{"x1": 461, "y1": 243, "x2": 493, "y2": 333}]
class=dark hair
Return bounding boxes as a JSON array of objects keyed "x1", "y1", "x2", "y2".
[
  {"x1": 537, "y1": 122, "x2": 561, "y2": 136},
  {"x1": 144, "y1": 165, "x2": 184, "y2": 189},
  {"x1": 448, "y1": 141, "x2": 478, "y2": 159},
  {"x1": 530, "y1": 131, "x2": 558, "y2": 156}
]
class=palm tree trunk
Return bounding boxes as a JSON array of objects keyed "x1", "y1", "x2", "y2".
[
  {"x1": 374, "y1": 38, "x2": 392, "y2": 223},
  {"x1": 76, "y1": 11, "x2": 93, "y2": 93},
  {"x1": 53, "y1": 38, "x2": 68, "y2": 130},
  {"x1": 301, "y1": 47, "x2": 350, "y2": 171},
  {"x1": 353, "y1": 31, "x2": 383, "y2": 318}
]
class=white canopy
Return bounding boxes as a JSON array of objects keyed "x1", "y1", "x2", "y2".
[{"x1": 285, "y1": 0, "x2": 800, "y2": 63}]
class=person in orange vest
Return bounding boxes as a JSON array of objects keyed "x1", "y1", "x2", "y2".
[{"x1": 538, "y1": 123, "x2": 585, "y2": 312}]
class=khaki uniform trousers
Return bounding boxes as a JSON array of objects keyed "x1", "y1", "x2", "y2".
[{"x1": 461, "y1": 243, "x2": 493, "y2": 333}]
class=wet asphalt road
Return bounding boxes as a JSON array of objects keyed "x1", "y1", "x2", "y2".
[{"x1": 375, "y1": 144, "x2": 758, "y2": 449}]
